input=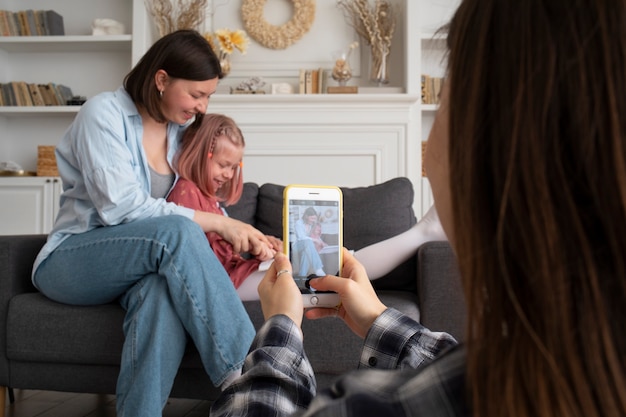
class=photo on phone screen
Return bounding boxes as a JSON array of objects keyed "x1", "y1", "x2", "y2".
[{"x1": 284, "y1": 186, "x2": 342, "y2": 296}]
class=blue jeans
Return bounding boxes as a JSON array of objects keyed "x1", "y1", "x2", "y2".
[
  {"x1": 33, "y1": 216, "x2": 255, "y2": 417},
  {"x1": 293, "y1": 239, "x2": 323, "y2": 277}
]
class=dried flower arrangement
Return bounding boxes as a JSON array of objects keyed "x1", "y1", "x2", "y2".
[
  {"x1": 204, "y1": 29, "x2": 250, "y2": 59},
  {"x1": 144, "y1": 0, "x2": 208, "y2": 36},
  {"x1": 337, "y1": 0, "x2": 396, "y2": 85},
  {"x1": 204, "y1": 29, "x2": 250, "y2": 75}
]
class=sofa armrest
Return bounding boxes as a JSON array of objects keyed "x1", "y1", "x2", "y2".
[
  {"x1": 0, "y1": 234, "x2": 47, "y2": 385},
  {"x1": 416, "y1": 241, "x2": 466, "y2": 342}
]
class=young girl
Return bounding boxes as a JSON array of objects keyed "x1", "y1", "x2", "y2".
[{"x1": 167, "y1": 113, "x2": 280, "y2": 301}]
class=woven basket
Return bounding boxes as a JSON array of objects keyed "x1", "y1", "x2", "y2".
[{"x1": 37, "y1": 145, "x2": 59, "y2": 177}]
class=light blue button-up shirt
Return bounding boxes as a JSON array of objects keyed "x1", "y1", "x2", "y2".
[{"x1": 32, "y1": 87, "x2": 195, "y2": 277}]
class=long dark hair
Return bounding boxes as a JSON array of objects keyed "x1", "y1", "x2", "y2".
[
  {"x1": 446, "y1": 0, "x2": 626, "y2": 416},
  {"x1": 124, "y1": 29, "x2": 222, "y2": 123}
]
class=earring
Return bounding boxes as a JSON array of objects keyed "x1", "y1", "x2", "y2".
[
  {"x1": 208, "y1": 152, "x2": 213, "y2": 159},
  {"x1": 159, "y1": 90, "x2": 163, "y2": 98}
]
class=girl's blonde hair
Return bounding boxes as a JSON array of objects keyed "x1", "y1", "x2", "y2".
[{"x1": 175, "y1": 113, "x2": 244, "y2": 205}]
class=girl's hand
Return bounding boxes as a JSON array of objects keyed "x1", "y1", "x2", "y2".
[
  {"x1": 255, "y1": 242, "x2": 277, "y2": 261},
  {"x1": 305, "y1": 248, "x2": 387, "y2": 338},
  {"x1": 265, "y1": 235, "x2": 283, "y2": 253},
  {"x1": 194, "y1": 211, "x2": 269, "y2": 254},
  {"x1": 258, "y1": 253, "x2": 303, "y2": 328}
]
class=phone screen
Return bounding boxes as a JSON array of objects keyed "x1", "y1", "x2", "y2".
[{"x1": 285, "y1": 187, "x2": 342, "y2": 295}]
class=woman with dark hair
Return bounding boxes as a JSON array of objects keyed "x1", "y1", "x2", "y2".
[
  {"x1": 210, "y1": 0, "x2": 626, "y2": 416},
  {"x1": 31, "y1": 30, "x2": 267, "y2": 417},
  {"x1": 292, "y1": 207, "x2": 327, "y2": 277}
]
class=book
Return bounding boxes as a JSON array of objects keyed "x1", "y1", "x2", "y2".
[
  {"x1": 33, "y1": 10, "x2": 46, "y2": 36},
  {"x1": 0, "y1": 11, "x2": 11, "y2": 36},
  {"x1": 5, "y1": 11, "x2": 18, "y2": 36},
  {"x1": 39, "y1": 83, "x2": 59, "y2": 105},
  {"x1": 25, "y1": 10, "x2": 38, "y2": 36},
  {"x1": 10, "y1": 82, "x2": 24, "y2": 105},
  {"x1": 28, "y1": 83, "x2": 45, "y2": 106},
  {"x1": 310, "y1": 69, "x2": 319, "y2": 94},
  {"x1": 327, "y1": 86, "x2": 358, "y2": 94},
  {"x1": 18, "y1": 81, "x2": 34, "y2": 105},
  {"x1": 2, "y1": 83, "x2": 16, "y2": 105},
  {"x1": 304, "y1": 69, "x2": 312, "y2": 94},
  {"x1": 55, "y1": 84, "x2": 74, "y2": 105},
  {"x1": 318, "y1": 68, "x2": 328, "y2": 94},
  {"x1": 298, "y1": 69, "x2": 306, "y2": 94},
  {"x1": 48, "y1": 82, "x2": 65, "y2": 105},
  {"x1": 44, "y1": 10, "x2": 64, "y2": 36},
  {"x1": 17, "y1": 11, "x2": 30, "y2": 36}
]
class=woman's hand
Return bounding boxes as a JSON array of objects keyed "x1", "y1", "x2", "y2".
[
  {"x1": 258, "y1": 253, "x2": 303, "y2": 328},
  {"x1": 193, "y1": 211, "x2": 269, "y2": 254},
  {"x1": 305, "y1": 248, "x2": 387, "y2": 338},
  {"x1": 253, "y1": 235, "x2": 283, "y2": 262}
]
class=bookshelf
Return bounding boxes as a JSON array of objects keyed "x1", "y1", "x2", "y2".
[{"x1": 0, "y1": 0, "x2": 458, "y2": 234}]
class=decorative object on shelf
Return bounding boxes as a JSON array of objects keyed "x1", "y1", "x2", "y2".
[
  {"x1": 144, "y1": 0, "x2": 208, "y2": 36},
  {"x1": 271, "y1": 83, "x2": 294, "y2": 94},
  {"x1": 241, "y1": 0, "x2": 316, "y2": 50},
  {"x1": 337, "y1": 0, "x2": 396, "y2": 86},
  {"x1": 331, "y1": 41, "x2": 359, "y2": 86},
  {"x1": 204, "y1": 29, "x2": 249, "y2": 76},
  {"x1": 67, "y1": 96, "x2": 87, "y2": 105},
  {"x1": 91, "y1": 18, "x2": 125, "y2": 36},
  {"x1": 0, "y1": 161, "x2": 36, "y2": 176},
  {"x1": 231, "y1": 77, "x2": 266, "y2": 94}
]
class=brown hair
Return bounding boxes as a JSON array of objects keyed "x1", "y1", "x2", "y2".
[
  {"x1": 123, "y1": 29, "x2": 222, "y2": 124},
  {"x1": 175, "y1": 113, "x2": 244, "y2": 206},
  {"x1": 446, "y1": 0, "x2": 626, "y2": 416}
]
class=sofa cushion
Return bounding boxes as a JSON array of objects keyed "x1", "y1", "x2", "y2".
[
  {"x1": 7, "y1": 293, "x2": 125, "y2": 365},
  {"x1": 253, "y1": 178, "x2": 418, "y2": 291},
  {"x1": 221, "y1": 182, "x2": 259, "y2": 225},
  {"x1": 254, "y1": 177, "x2": 417, "y2": 247}
]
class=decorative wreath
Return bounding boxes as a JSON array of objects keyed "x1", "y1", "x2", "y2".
[{"x1": 241, "y1": 0, "x2": 316, "y2": 50}]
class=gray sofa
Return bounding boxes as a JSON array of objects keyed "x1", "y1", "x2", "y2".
[{"x1": 0, "y1": 178, "x2": 465, "y2": 411}]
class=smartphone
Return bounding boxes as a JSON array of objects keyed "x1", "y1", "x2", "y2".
[{"x1": 283, "y1": 184, "x2": 343, "y2": 308}]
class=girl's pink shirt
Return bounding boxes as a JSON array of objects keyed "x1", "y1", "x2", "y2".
[{"x1": 167, "y1": 178, "x2": 260, "y2": 288}]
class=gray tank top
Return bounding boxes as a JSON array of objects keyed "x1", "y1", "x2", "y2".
[{"x1": 149, "y1": 166, "x2": 176, "y2": 199}]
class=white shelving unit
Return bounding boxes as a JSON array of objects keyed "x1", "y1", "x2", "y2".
[{"x1": 0, "y1": 0, "x2": 457, "y2": 234}]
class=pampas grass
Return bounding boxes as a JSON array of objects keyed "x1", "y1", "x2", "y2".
[
  {"x1": 145, "y1": 0, "x2": 208, "y2": 36},
  {"x1": 337, "y1": 0, "x2": 396, "y2": 84}
]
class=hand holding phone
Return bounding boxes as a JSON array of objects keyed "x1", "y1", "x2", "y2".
[{"x1": 283, "y1": 184, "x2": 343, "y2": 308}]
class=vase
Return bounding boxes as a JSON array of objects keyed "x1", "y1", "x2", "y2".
[
  {"x1": 369, "y1": 46, "x2": 390, "y2": 86},
  {"x1": 220, "y1": 57, "x2": 231, "y2": 76},
  {"x1": 331, "y1": 50, "x2": 353, "y2": 86}
]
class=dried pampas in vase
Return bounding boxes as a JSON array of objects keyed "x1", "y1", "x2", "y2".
[
  {"x1": 144, "y1": 0, "x2": 208, "y2": 36},
  {"x1": 337, "y1": 0, "x2": 396, "y2": 85}
]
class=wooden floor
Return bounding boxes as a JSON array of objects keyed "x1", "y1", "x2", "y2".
[{"x1": 3, "y1": 389, "x2": 211, "y2": 417}]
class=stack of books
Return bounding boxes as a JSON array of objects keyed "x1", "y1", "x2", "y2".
[
  {"x1": 299, "y1": 68, "x2": 329, "y2": 94},
  {"x1": 0, "y1": 9, "x2": 64, "y2": 36},
  {"x1": 421, "y1": 75, "x2": 444, "y2": 105},
  {"x1": 0, "y1": 82, "x2": 74, "y2": 106}
]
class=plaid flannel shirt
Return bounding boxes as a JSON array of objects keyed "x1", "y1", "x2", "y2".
[{"x1": 211, "y1": 308, "x2": 465, "y2": 417}]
